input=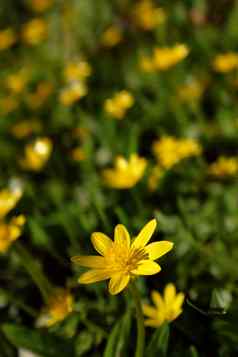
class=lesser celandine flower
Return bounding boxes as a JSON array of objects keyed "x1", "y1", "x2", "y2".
[
  {"x1": 20, "y1": 137, "x2": 52, "y2": 171},
  {"x1": 0, "y1": 28, "x2": 16, "y2": 50},
  {"x1": 72, "y1": 219, "x2": 173, "y2": 295},
  {"x1": 104, "y1": 90, "x2": 134, "y2": 119},
  {"x1": 153, "y1": 44, "x2": 189, "y2": 70},
  {"x1": 208, "y1": 156, "x2": 238, "y2": 178},
  {"x1": 21, "y1": 18, "x2": 48, "y2": 45},
  {"x1": 153, "y1": 136, "x2": 202, "y2": 170},
  {"x1": 0, "y1": 215, "x2": 26, "y2": 253},
  {"x1": 213, "y1": 53, "x2": 238, "y2": 73},
  {"x1": 102, "y1": 154, "x2": 147, "y2": 189},
  {"x1": 29, "y1": 0, "x2": 54, "y2": 13},
  {"x1": 143, "y1": 283, "x2": 185, "y2": 327},
  {"x1": 5, "y1": 70, "x2": 29, "y2": 94},
  {"x1": 101, "y1": 25, "x2": 123, "y2": 47},
  {"x1": 64, "y1": 61, "x2": 92, "y2": 82},
  {"x1": 37, "y1": 288, "x2": 73, "y2": 327},
  {"x1": 0, "y1": 188, "x2": 23, "y2": 220},
  {"x1": 59, "y1": 81, "x2": 87, "y2": 106},
  {"x1": 132, "y1": 0, "x2": 166, "y2": 31}
]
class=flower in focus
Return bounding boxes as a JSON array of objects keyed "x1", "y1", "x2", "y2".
[
  {"x1": 38, "y1": 288, "x2": 73, "y2": 327},
  {"x1": 29, "y1": 0, "x2": 54, "y2": 13},
  {"x1": 102, "y1": 154, "x2": 147, "y2": 189},
  {"x1": 10, "y1": 119, "x2": 42, "y2": 139},
  {"x1": 5, "y1": 70, "x2": 29, "y2": 94},
  {"x1": 213, "y1": 53, "x2": 238, "y2": 73},
  {"x1": 148, "y1": 166, "x2": 164, "y2": 192},
  {"x1": 20, "y1": 137, "x2": 52, "y2": 171},
  {"x1": 104, "y1": 90, "x2": 134, "y2": 119},
  {"x1": 153, "y1": 136, "x2": 202, "y2": 169},
  {"x1": 132, "y1": 0, "x2": 166, "y2": 31},
  {"x1": 101, "y1": 25, "x2": 123, "y2": 47},
  {"x1": 208, "y1": 156, "x2": 238, "y2": 178},
  {"x1": 0, "y1": 28, "x2": 17, "y2": 50},
  {"x1": 0, "y1": 188, "x2": 23, "y2": 220},
  {"x1": 21, "y1": 18, "x2": 48, "y2": 45},
  {"x1": 153, "y1": 44, "x2": 189, "y2": 70},
  {"x1": 59, "y1": 81, "x2": 88, "y2": 106},
  {"x1": 0, "y1": 215, "x2": 26, "y2": 253},
  {"x1": 72, "y1": 219, "x2": 173, "y2": 295},
  {"x1": 64, "y1": 61, "x2": 92, "y2": 82},
  {"x1": 143, "y1": 283, "x2": 184, "y2": 327}
]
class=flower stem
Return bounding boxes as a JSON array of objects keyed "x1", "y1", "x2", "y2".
[{"x1": 129, "y1": 282, "x2": 145, "y2": 357}]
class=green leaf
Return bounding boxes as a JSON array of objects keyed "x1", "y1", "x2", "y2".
[
  {"x1": 28, "y1": 217, "x2": 49, "y2": 247},
  {"x1": 2, "y1": 324, "x2": 74, "y2": 357},
  {"x1": 146, "y1": 323, "x2": 170, "y2": 357},
  {"x1": 103, "y1": 319, "x2": 122, "y2": 357}
]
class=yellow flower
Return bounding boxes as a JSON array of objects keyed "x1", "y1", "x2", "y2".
[
  {"x1": 64, "y1": 61, "x2": 92, "y2": 82},
  {"x1": 25, "y1": 81, "x2": 53, "y2": 109},
  {"x1": 0, "y1": 189, "x2": 23, "y2": 219},
  {"x1": 153, "y1": 136, "x2": 202, "y2": 169},
  {"x1": 177, "y1": 79, "x2": 204, "y2": 102},
  {"x1": 38, "y1": 288, "x2": 73, "y2": 327},
  {"x1": 101, "y1": 25, "x2": 123, "y2": 47},
  {"x1": 59, "y1": 81, "x2": 87, "y2": 106},
  {"x1": 139, "y1": 55, "x2": 155, "y2": 73},
  {"x1": 102, "y1": 154, "x2": 147, "y2": 189},
  {"x1": 20, "y1": 137, "x2": 52, "y2": 171},
  {"x1": 29, "y1": 0, "x2": 54, "y2": 13},
  {"x1": 132, "y1": 0, "x2": 166, "y2": 30},
  {"x1": 0, "y1": 215, "x2": 26, "y2": 253},
  {"x1": 208, "y1": 156, "x2": 238, "y2": 178},
  {"x1": 11, "y1": 119, "x2": 42, "y2": 139},
  {"x1": 143, "y1": 283, "x2": 184, "y2": 327},
  {"x1": 5, "y1": 70, "x2": 28, "y2": 94},
  {"x1": 148, "y1": 166, "x2": 164, "y2": 191},
  {"x1": 72, "y1": 219, "x2": 173, "y2": 295},
  {"x1": 213, "y1": 53, "x2": 238, "y2": 73},
  {"x1": 153, "y1": 44, "x2": 189, "y2": 71},
  {"x1": 0, "y1": 28, "x2": 16, "y2": 50},
  {"x1": 21, "y1": 18, "x2": 48, "y2": 45},
  {"x1": 104, "y1": 90, "x2": 134, "y2": 119}
]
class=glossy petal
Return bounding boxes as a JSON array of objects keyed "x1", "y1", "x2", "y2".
[
  {"x1": 145, "y1": 241, "x2": 173, "y2": 260},
  {"x1": 79, "y1": 269, "x2": 111, "y2": 284},
  {"x1": 164, "y1": 283, "x2": 176, "y2": 306},
  {"x1": 91, "y1": 232, "x2": 112, "y2": 256},
  {"x1": 71, "y1": 255, "x2": 105, "y2": 268},
  {"x1": 108, "y1": 273, "x2": 130, "y2": 295},
  {"x1": 173, "y1": 292, "x2": 185, "y2": 311},
  {"x1": 132, "y1": 260, "x2": 161, "y2": 275},
  {"x1": 132, "y1": 219, "x2": 157, "y2": 248},
  {"x1": 152, "y1": 290, "x2": 164, "y2": 308},
  {"x1": 142, "y1": 304, "x2": 158, "y2": 318},
  {"x1": 114, "y1": 224, "x2": 130, "y2": 248},
  {"x1": 144, "y1": 318, "x2": 164, "y2": 327}
]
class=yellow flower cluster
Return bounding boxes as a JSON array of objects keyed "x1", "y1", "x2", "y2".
[
  {"x1": 72, "y1": 219, "x2": 173, "y2": 295},
  {"x1": 102, "y1": 154, "x2": 147, "y2": 189},
  {"x1": 0, "y1": 28, "x2": 16, "y2": 51},
  {"x1": 20, "y1": 137, "x2": 52, "y2": 171},
  {"x1": 104, "y1": 90, "x2": 134, "y2": 119},
  {"x1": 132, "y1": 0, "x2": 166, "y2": 30},
  {"x1": 60, "y1": 60, "x2": 92, "y2": 106},
  {"x1": 38, "y1": 288, "x2": 73, "y2": 327},
  {"x1": 153, "y1": 136, "x2": 202, "y2": 169},
  {"x1": 143, "y1": 283, "x2": 184, "y2": 327},
  {"x1": 140, "y1": 44, "x2": 189, "y2": 72},
  {"x1": 21, "y1": 18, "x2": 48, "y2": 45},
  {"x1": 101, "y1": 25, "x2": 123, "y2": 47},
  {"x1": 213, "y1": 53, "x2": 238, "y2": 73},
  {"x1": 208, "y1": 156, "x2": 238, "y2": 178},
  {"x1": 0, "y1": 188, "x2": 25, "y2": 253}
]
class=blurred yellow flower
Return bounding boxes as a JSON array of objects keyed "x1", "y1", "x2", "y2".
[
  {"x1": 132, "y1": 0, "x2": 166, "y2": 30},
  {"x1": 153, "y1": 44, "x2": 189, "y2": 70},
  {"x1": 153, "y1": 136, "x2": 202, "y2": 169},
  {"x1": 0, "y1": 96, "x2": 19, "y2": 115},
  {"x1": 139, "y1": 55, "x2": 155, "y2": 73},
  {"x1": 208, "y1": 156, "x2": 238, "y2": 178},
  {"x1": 177, "y1": 78, "x2": 205, "y2": 102},
  {"x1": 26, "y1": 81, "x2": 53, "y2": 109},
  {"x1": 72, "y1": 219, "x2": 173, "y2": 295},
  {"x1": 10, "y1": 119, "x2": 42, "y2": 139},
  {"x1": 64, "y1": 61, "x2": 92, "y2": 82},
  {"x1": 213, "y1": 53, "x2": 238, "y2": 73},
  {"x1": 29, "y1": 0, "x2": 54, "y2": 13},
  {"x1": 143, "y1": 283, "x2": 184, "y2": 327},
  {"x1": 148, "y1": 166, "x2": 164, "y2": 191},
  {"x1": 101, "y1": 25, "x2": 123, "y2": 47},
  {"x1": 0, "y1": 28, "x2": 16, "y2": 50},
  {"x1": 60, "y1": 81, "x2": 87, "y2": 106},
  {"x1": 102, "y1": 154, "x2": 147, "y2": 189},
  {"x1": 20, "y1": 137, "x2": 52, "y2": 171},
  {"x1": 5, "y1": 70, "x2": 28, "y2": 94},
  {"x1": 0, "y1": 189, "x2": 23, "y2": 219},
  {"x1": 71, "y1": 147, "x2": 86, "y2": 161},
  {"x1": 104, "y1": 90, "x2": 134, "y2": 119},
  {"x1": 0, "y1": 215, "x2": 26, "y2": 253},
  {"x1": 21, "y1": 18, "x2": 48, "y2": 45},
  {"x1": 38, "y1": 288, "x2": 73, "y2": 327}
]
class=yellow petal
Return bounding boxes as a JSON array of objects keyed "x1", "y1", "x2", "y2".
[
  {"x1": 132, "y1": 219, "x2": 157, "y2": 248},
  {"x1": 132, "y1": 260, "x2": 161, "y2": 275},
  {"x1": 71, "y1": 256, "x2": 106, "y2": 268},
  {"x1": 170, "y1": 308, "x2": 183, "y2": 321},
  {"x1": 91, "y1": 232, "x2": 112, "y2": 255},
  {"x1": 108, "y1": 273, "x2": 130, "y2": 295},
  {"x1": 144, "y1": 318, "x2": 164, "y2": 327},
  {"x1": 151, "y1": 291, "x2": 164, "y2": 308},
  {"x1": 114, "y1": 224, "x2": 130, "y2": 248},
  {"x1": 164, "y1": 283, "x2": 176, "y2": 306},
  {"x1": 142, "y1": 303, "x2": 158, "y2": 318},
  {"x1": 145, "y1": 241, "x2": 174, "y2": 260},
  {"x1": 173, "y1": 292, "x2": 185, "y2": 311},
  {"x1": 79, "y1": 269, "x2": 111, "y2": 284}
]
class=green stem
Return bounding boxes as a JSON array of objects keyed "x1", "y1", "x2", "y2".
[{"x1": 129, "y1": 282, "x2": 145, "y2": 357}]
